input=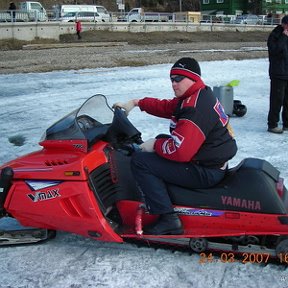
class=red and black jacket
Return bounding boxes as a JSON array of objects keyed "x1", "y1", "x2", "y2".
[{"x1": 138, "y1": 83, "x2": 237, "y2": 167}]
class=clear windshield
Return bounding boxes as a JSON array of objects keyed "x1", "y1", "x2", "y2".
[
  {"x1": 42, "y1": 94, "x2": 113, "y2": 143},
  {"x1": 77, "y1": 94, "x2": 113, "y2": 125}
]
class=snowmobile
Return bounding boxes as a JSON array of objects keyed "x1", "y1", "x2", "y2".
[{"x1": 1, "y1": 94, "x2": 288, "y2": 263}]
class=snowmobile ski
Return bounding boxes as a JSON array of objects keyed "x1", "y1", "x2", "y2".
[{"x1": 0, "y1": 229, "x2": 54, "y2": 246}]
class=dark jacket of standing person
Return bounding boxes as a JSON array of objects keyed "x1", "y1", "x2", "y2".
[
  {"x1": 268, "y1": 24, "x2": 288, "y2": 79},
  {"x1": 8, "y1": 2, "x2": 16, "y2": 11},
  {"x1": 267, "y1": 15, "x2": 288, "y2": 133}
]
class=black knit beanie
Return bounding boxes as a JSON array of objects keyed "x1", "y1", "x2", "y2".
[{"x1": 170, "y1": 57, "x2": 201, "y2": 82}]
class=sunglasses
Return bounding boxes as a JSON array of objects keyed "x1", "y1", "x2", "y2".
[{"x1": 170, "y1": 75, "x2": 186, "y2": 83}]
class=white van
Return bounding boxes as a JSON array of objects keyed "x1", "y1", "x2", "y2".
[
  {"x1": 60, "y1": 11, "x2": 103, "y2": 23},
  {"x1": 54, "y1": 5, "x2": 110, "y2": 22}
]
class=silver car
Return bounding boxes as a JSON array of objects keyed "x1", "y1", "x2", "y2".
[{"x1": 234, "y1": 14, "x2": 259, "y2": 25}]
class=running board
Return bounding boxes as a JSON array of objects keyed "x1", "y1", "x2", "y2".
[{"x1": 142, "y1": 236, "x2": 277, "y2": 256}]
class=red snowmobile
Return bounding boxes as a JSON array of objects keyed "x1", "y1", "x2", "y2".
[{"x1": 1, "y1": 95, "x2": 288, "y2": 263}]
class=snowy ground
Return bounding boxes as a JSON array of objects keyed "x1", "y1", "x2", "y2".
[{"x1": 1, "y1": 58, "x2": 288, "y2": 288}]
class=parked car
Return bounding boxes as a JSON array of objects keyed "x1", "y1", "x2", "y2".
[
  {"x1": 263, "y1": 15, "x2": 281, "y2": 25},
  {"x1": 234, "y1": 14, "x2": 259, "y2": 25},
  {"x1": 53, "y1": 5, "x2": 110, "y2": 22},
  {"x1": 60, "y1": 11, "x2": 103, "y2": 22}
]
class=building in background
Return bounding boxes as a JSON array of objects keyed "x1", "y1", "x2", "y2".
[{"x1": 201, "y1": 0, "x2": 288, "y2": 16}]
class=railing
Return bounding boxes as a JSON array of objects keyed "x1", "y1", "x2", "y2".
[
  {"x1": 113, "y1": 12, "x2": 280, "y2": 25},
  {"x1": 0, "y1": 9, "x2": 281, "y2": 25},
  {"x1": 0, "y1": 18, "x2": 274, "y2": 41},
  {"x1": 0, "y1": 10, "x2": 47, "y2": 22},
  {"x1": 198, "y1": 15, "x2": 281, "y2": 25}
]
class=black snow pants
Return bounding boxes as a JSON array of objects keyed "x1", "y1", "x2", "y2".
[
  {"x1": 268, "y1": 77, "x2": 288, "y2": 129},
  {"x1": 131, "y1": 151, "x2": 226, "y2": 215}
]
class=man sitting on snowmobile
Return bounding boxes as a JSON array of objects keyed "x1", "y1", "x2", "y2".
[{"x1": 114, "y1": 57, "x2": 237, "y2": 235}]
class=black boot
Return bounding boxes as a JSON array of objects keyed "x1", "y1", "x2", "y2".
[{"x1": 143, "y1": 213, "x2": 183, "y2": 235}]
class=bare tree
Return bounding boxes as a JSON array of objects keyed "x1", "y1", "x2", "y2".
[
  {"x1": 183, "y1": 0, "x2": 201, "y2": 11},
  {"x1": 166, "y1": 0, "x2": 200, "y2": 12},
  {"x1": 247, "y1": 0, "x2": 262, "y2": 14}
]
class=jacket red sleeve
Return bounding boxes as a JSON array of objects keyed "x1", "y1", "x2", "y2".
[{"x1": 138, "y1": 97, "x2": 178, "y2": 119}]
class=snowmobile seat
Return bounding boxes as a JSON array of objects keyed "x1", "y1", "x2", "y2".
[{"x1": 166, "y1": 157, "x2": 285, "y2": 214}]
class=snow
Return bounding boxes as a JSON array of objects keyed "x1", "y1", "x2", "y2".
[{"x1": 1, "y1": 58, "x2": 288, "y2": 288}]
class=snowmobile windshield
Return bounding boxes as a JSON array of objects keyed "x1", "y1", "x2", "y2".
[{"x1": 41, "y1": 95, "x2": 113, "y2": 144}]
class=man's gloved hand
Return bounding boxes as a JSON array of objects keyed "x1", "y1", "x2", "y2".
[
  {"x1": 113, "y1": 100, "x2": 137, "y2": 116},
  {"x1": 140, "y1": 138, "x2": 156, "y2": 152}
]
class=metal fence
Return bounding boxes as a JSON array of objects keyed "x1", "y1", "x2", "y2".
[
  {"x1": 0, "y1": 10, "x2": 47, "y2": 22},
  {"x1": 0, "y1": 9, "x2": 281, "y2": 25}
]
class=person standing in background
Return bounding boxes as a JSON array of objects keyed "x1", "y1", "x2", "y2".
[
  {"x1": 75, "y1": 20, "x2": 82, "y2": 40},
  {"x1": 8, "y1": 2, "x2": 16, "y2": 22},
  {"x1": 267, "y1": 15, "x2": 288, "y2": 134}
]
